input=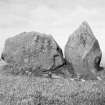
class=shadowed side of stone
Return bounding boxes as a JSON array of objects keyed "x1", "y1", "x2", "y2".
[
  {"x1": 1, "y1": 32, "x2": 66, "y2": 75},
  {"x1": 65, "y1": 21, "x2": 102, "y2": 80}
]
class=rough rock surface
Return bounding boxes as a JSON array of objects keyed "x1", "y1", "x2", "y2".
[
  {"x1": 1, "y1": 32, "x2": 64, "y2": 74},
  {"x1": 65, "y1": 21, "x2": 102, "y2": 79}
]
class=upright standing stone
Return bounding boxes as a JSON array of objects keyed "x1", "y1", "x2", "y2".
[
  {"x1": 1, "y1": 32, "x2": 64, "y2": 75},
  {"x1": 65, "y1": 21, "x2": 102, "y2": 79}
]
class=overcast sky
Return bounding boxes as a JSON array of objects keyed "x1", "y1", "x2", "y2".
[{"x1": 0, "y1": 0, "x2": 105, "y2": 64}]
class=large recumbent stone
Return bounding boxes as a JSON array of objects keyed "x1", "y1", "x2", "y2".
[{"x1": 1, "y1": 32, "x2": 64, "y2": 74}]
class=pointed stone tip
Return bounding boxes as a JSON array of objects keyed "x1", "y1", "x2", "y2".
[
  {"x1": 81, "y1": 21, "x2": 90, "y2": 27},
  {"x1": 71, "y1": 20, "x2": 94, "y2": 38},
  {"x1": 77, "y1": 21, "x2": 93, "y2": 33},
  {"x1": 82, "y1": 21, "x2": 89, "y2": 24}
]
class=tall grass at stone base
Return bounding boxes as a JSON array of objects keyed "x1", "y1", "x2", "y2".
[{"x1": 0, "y1": 71, "x2": 105, "y2": 105}]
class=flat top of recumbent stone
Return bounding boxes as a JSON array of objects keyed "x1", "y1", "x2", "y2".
[{"x1": 6, "y1": 31, "x2": 53, "y2": 42}]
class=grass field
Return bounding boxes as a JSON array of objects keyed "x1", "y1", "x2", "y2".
[{"x1": 0, "y1": 62, "x2": 105, "y2": 105}]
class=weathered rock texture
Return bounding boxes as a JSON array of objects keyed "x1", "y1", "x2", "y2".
[
  {"x1": 65, "y1": 21, "x2": 102, "y2": 79},
  {"x1": 1, "y1": 32, "x2": 64, "y2": 74}
]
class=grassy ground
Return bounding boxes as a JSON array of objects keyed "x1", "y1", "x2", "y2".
[{"x1": 0, "y1": 62, "x2": 105, "y2": 105}]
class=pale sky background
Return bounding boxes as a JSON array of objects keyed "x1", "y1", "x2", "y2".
[{"x1": 0, "y1": 0, "x2": 105, "y2": 64}]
